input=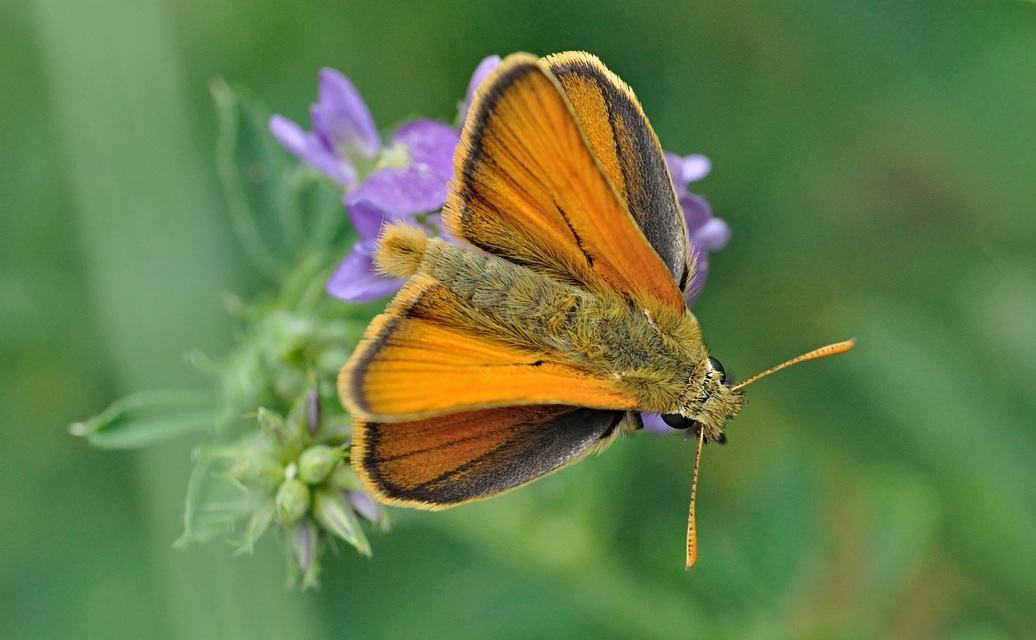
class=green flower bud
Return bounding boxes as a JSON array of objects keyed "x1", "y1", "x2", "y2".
[
  {"x1": 312, "y1": 488, "x2": 371, "y2": 556},
  {"x1": 304, "y1": 388, "x2": 321, "y2": 438},
  {"x1": 275, "y1": 478, "x2": 311, "y2": 525},
  {"x1": 290, "y1": 519, "x2": 321, "y2": 590},
  {"x1": 298, "y1": 445, "x2": 341, "y2": 484}
]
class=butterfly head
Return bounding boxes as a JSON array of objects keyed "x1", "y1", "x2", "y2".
[{"x1": 660, "y1": 354, "x2": 746, "y2": 443}]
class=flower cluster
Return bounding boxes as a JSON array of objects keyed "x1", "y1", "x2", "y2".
[
  {"x1": 665, "y1": 152, "x2": 731, "y2": 305},
  {"x1": 186, "y1": 389, "x2": 385, "y2": 589}
]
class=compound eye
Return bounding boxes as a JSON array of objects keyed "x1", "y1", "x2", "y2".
[
  {"x1": 708, "y1": 356, "x2": 726, "y2": 384},
  {"x1": 661, "y1": 413, "x2": 700, "y2": 431}
]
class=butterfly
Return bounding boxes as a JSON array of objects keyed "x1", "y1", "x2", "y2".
[{"x1": 339, "y1": 51, "x2": 853, "y2": 568}]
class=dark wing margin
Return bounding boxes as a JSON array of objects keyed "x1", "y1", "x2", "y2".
[{"x1": 544, "y1": 51, "x2": 693, "y2": 292}]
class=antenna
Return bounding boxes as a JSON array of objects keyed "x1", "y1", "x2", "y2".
[
  {"x1": 732, "y1": 338, "x2": 856, "y2": 391},
  {"x1": 684, "y1": 338, "x2": 855, "y2": 569},
  {"x1": 685, "y1": 427, "x2": 705, "y2": 570}
]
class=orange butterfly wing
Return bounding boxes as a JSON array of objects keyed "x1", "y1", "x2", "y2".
[{"x1": 444, "y1": 53, "x2": 687, "y2": 314}]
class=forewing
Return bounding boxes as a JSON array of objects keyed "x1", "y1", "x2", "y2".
[{"x1": 444, "y1": 52, "x2": 686, "y2": 313}]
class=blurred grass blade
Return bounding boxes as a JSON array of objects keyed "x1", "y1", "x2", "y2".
[{"x1": 70, "y1": 390, "x2": 216, "y2": 449}]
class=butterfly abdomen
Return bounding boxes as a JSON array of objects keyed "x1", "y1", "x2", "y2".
[{"x1": 373, "y1": 222, "x2": 429, "y2": 278}]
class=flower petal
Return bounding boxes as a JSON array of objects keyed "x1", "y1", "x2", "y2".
[
  {"x1": 312, "y1": 68, "x2": 380, "y2": 160},
  {"x1": 663, "y1": 152, "x2": 728, "y2": 306},
  {"x1": 461, "y1": 55, "x2": 501, "y2": 123},
  {"x1": 392, "y1": 119, "x2": 460, "y2": 179},
  {"x1": 664, "y1": 151, "x2": 687, "y2": 191},
  {"x1": 680, "y1": 154, "x2": 711, "y2": 183},
  {"x1": 347, "y1": 490, "x2": 384, "y2": 524},
  {"x1": 269, "y1": 115, "x2": 356, "y2": 186},
  {"x1": 642, "y1": 412, "x2": 681, "y2": 435},
  {"x1": 346, "y1": 169, "x2": 447, "y2": 229},
  {"x1": 680, "y1": 193, "x2": 714, "y2": 233},
  {"x1": 345, "y1": 197, "x2": 391, "y2": 241},
  {"x1": 345, "y1": 120, "x2": 459, "y2": 228},
  {"x1": 665, "y1": 152, "x2": 711, "y2": 191},
  {"x1": 325, "y1": 240, "x2": 404, "y2": 302},
  {"x1": 691, "y1": 217, "x2": 731, "y2": 252}
]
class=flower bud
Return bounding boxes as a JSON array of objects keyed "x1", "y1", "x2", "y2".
[
  {"x1": 297, "y1": 445, "x2": 341, "y2": 484},
  {"x1": 292, "y1": 518, "x2": 318, "y2": 573},
  {"x1": 312, "y1": 488, "x2": 371, "y2": 556},
  {"x1": 279, "y1": 518, "x2": 321, "y2": 590},
  {"x1": 275, "y1": 478, "x2": 311, "y2": 525},
  {"x1": 347, "y1": 490, "x2": 385, "y2": 527},
  {"x1": 304, "y1": 388, "x2": 321, "y2": 438}
]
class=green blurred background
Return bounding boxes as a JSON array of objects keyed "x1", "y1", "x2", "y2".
[{"x1": 4, "y1": 0, "x2": 1035, "y2": 638}]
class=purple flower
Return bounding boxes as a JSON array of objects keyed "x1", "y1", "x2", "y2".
[
  {"x1": 269, "y1": 68, "x2": 380, "y2": 187},
  {"x1": 642, "y1": 412, "x2": 683, "y2": 437},
  {"x1": 641, "y1": 412, "x2": 675, "y2": 436},
  {"x1": 344, "y1": 120, "x2": 460, "y2": 239},
  {"x1": 347, "y1": 490, "x2": 385, "y2": 525},
  {"x1": 460, "y1": 55, "x2": 501, "y2": 124},
  {"x1": 324, "y1": 238, "x2": 405, "y2": 302},
  {"x1": 316, "y1": 57, "x2": 498, "y2": 303},
  {"x1": 665, "y1": 152, "x2": 731, "y2": 307},
  {"x1": 325, "y1": 118, "x2": 460, "y2": 302}
]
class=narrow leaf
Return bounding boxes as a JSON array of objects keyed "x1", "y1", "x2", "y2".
[{"x1": 70, "y1": 389, "x2": 216, "y2": 450}]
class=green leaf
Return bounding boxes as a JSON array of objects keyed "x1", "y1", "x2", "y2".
[
  {"x1": 211, "y1": 78, "x2": 292, "y2": 278},
  {"x1": 281, "y1": 166, "x2": 352, "y2": 255},
  {"x1": 70, "y1": 389, "x2": 217, "y2": 450},
  {"x1": 210, "y1": 79, "x2": 349, "y2": 280}
]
